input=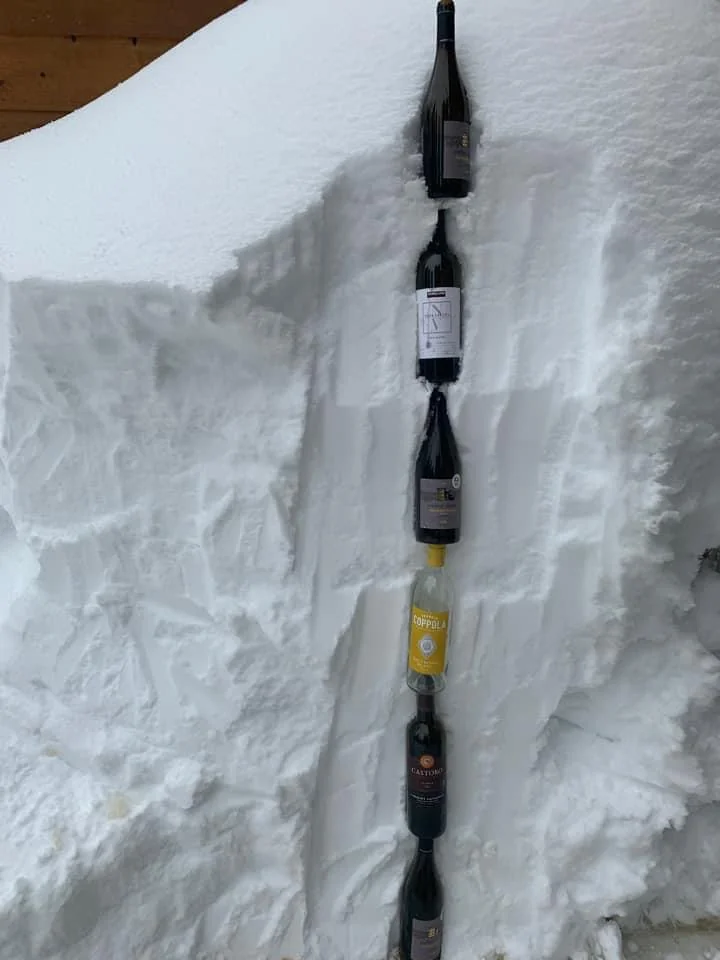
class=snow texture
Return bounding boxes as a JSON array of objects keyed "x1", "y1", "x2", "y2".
[
  {"x1": 623, "y1": 563, "x2": 720, "y2": 929},
  {"x1": 0, "y1": 0, "x2": 720, "y2": 958}
]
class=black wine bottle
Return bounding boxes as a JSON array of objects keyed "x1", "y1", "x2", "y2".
[
  {"x1": 414, "y1": 387, "x2": 462, "y2": 545},
  {"x1": 406, "y1": 693, "x2": 447, "y2": 839},
  {"x1": 415, "y1": 208, "x2": 463, "y2": 385},
  {"x1": 420, "y1": 0, "x2": 472, "y2": 199},
  {"x1": 399, "y1": 838, "x2": 444, "y2": 960}
]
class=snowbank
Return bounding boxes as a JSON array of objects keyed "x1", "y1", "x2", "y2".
[
  {"x1": 624, "y1": 564, "x2": 720, "y2": 928},
  {"x1": 0, "y1": 0, "x2": 719, "y2": 958}
]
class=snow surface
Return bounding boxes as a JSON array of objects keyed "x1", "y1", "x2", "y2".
[
  {"x1": 1, "y1": 0, "x2": 720, "y2": 958},
  {"x1": 623, "y1": 564, "x2": 720, "y2": 929}
]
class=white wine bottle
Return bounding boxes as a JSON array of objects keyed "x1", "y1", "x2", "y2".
[{"x1": 406, "y1": 544, "x2": 453, "y2": 694}]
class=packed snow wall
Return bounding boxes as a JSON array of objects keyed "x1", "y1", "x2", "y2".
[{"x1": 1, "y1": 1, "x2": 720, "y2": 959}]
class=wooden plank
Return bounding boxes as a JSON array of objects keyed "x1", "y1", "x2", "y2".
[
  {"x1": 0, "y1": 36, "x2": 173, "y2": 113},
  {"x1": 0, "y1": 0, "x2": 242, "y2": 41},
  {"x1": 0, "y1": 109, "x2": 62, "y2": 141}
]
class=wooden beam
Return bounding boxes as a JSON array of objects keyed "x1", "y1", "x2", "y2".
[
  {"x1": 0, "y1": 36, "x2": 173, "y2": 113},
  {"x1": 0, "y1": 1, "x2": 242, "y2": 41},
  {"x1": 0, "y1": 109, "x2": 62, "y2": 141}
]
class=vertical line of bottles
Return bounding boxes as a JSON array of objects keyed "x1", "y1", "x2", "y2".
[{"x1": 392, "y1": 2, "x2": 475, "y2": 958}]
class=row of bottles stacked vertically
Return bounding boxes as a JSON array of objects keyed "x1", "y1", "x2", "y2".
[{"x1": 395, "y1": 2, "x2": 472, "y2": 959}]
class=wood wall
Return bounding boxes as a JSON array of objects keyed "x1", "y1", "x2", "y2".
[{"x1": 0, "y1": 1, "x2": 242, "y2": 142}]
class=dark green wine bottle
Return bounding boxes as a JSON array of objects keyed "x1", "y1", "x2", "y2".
[
  {"x1": 406, "y1": 693, "x2": 447, "y2": 839},
  {"x1": 416, "y1": 208, "x2": 463, "y2": 385},
  {"x1": 414, "y1": 387, "x2": 462, "y2": 545},
  {"x1": 420, "y1": 0, "x2": 472, "y2": 199},
  {"x1": 399, "y1": 838, "x2": 444, "y2": 960}
]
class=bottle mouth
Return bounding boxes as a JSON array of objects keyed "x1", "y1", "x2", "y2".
[{"x1": 427, "y1": 544, "x2": 446, "y2": 567}]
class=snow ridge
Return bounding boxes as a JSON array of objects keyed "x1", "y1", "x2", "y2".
[
  {"x1": 1, "y1": 0, "x2": 720, "y2": 956},
  {"x1": 0, "y1": 129, "x2": 714, "y2": 960}
]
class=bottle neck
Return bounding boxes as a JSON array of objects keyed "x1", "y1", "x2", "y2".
[
  {"x1": 436, "y1": 3, "x2": 455, "y2": 46},
  {"x1": 417, "y1": 693, "x2": 435, "y2": 720},
  {"x1": 432, "y1": 208, "x2": 448, "y2": 247},
  {"x1": 429, "y1": 387, "x2": 447, "y2": 427},
  {"x1": 422, "y1": 388, "x2": 439, "y2": 438},
  {"x1": 426, "y1": 543, "x2": 446, "y2": 568},
  {"x1": 418, "y1": 838, "x2": 435, "y2": 855}
]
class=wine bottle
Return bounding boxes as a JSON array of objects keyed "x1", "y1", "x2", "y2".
[
  {"x1": 399, "y1": 838, "x2": 444, "y2": 960},
  {"x1": 414, "y1": 387, "x2": 462, "y2": 545},
  {"x1": 406, "y1": 693, "x2": 447, "y2": 839},
  {"x1": 415, "y1": 208, "x2": 463, "y2": 385},
  {"x1": 407, "y1": 544, "x2": 453, "y2": 695},
  {"x1": 420, "y1": 0, "x2": 472, "y2": 199}
]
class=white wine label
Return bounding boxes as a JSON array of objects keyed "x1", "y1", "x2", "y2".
[
  {"x1": 419, "y1": 478, "x2": 460, "y2": 532},
  {"x1": 443, "y1": 119, "x2": 470, "y2": 180},
  {"x1": 411, "y1": 915, "x2": 443, "y2": 960},
  {"x1": 416, "y1": 286, "x2": 461, "y2": 360},
  {"x1": 409, "y1": 606, "x2": 449, "y2": 676}
]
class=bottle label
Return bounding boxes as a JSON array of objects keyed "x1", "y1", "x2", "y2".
[
  {"x1": 443, "y1": 119, "x2": 470, "y2": 181},
  {"x1": 408, "y1": 751, "x2": 446, "y2": 803},
  {"x1": 419, "y1": 477, "x2": 460, "y2": 532},
  {"x1": 411, "y1": 915, "x2": 443, "y2": 960},
  {"x1": 416, "y1": 286, "x2": 461, "y2": 360},
  {"x1": 409, "y1": 606, "x2": 449, "y2": 676}
]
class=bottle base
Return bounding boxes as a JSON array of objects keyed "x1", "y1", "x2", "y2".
[
  {"x1": 415, "y1": 531, "x2": 460, "y2": 546},
  {"x1": 407, "y1": 823, "x2": 446, "y2": 841},
  {"x1": 426, "y1": 180, "x2": 470, "y2": 200},
  {"x1": 415, "y1": 364, "x2": 462, "y2": 387},
  {"x1": 417, "y1": 377, "x2": 460, "y2": 386}
]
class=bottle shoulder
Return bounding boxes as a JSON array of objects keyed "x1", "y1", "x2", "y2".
[
  {"x1": 412, "y1": 567, "x2": 454, "y2": 605},
  {"x1": 416, "y1": 248, "x2": 461, "y2": 275},
  {"x1": 416, "y1": 424, "x2": 461, "y2": 473},
  {"x1": 409, "y1": 717, "x2": 445, "y2": 741},
  {"x1": 422, "y1": 50, "x2": 471, "y2": 116},
  {"x1": 411, "y1": 850, "x2": 443, "y2": 890}
]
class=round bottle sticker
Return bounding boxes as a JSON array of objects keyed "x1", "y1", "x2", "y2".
[
  {"x1": 451, "y1": 474, "x2": 461, "y2": 490},
  {"x1": 419, "y1": 635, "x2": 436, "y2": 658}
]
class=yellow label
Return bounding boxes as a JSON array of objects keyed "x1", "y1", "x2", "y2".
[{"x1": 408, "y1": 605, "x2": 449, "y2": 675}]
